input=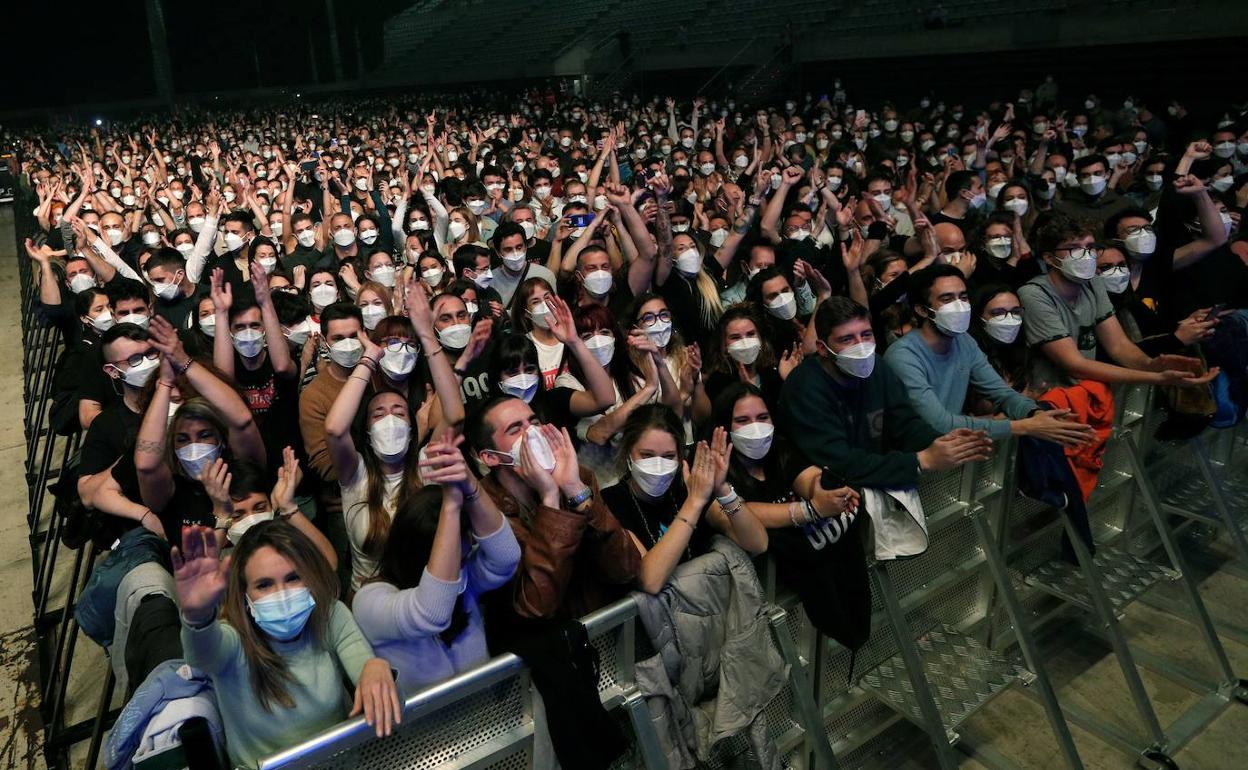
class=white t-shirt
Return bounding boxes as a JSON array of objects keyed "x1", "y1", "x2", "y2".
[
  {"x1": 340, "y1": 453, "x2": 403, "y2": 591},
  {"x1": 529, "y1": 333, "x2": 566, "y2": 390}
]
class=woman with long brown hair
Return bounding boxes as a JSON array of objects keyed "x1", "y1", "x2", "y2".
[{"x1": 173, "y1": 521, "x2": 400, "y2": 768}]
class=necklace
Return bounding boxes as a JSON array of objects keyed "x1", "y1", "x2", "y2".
[{"x1": 627, "y1": 483, "x2": 692, "y2": 561}]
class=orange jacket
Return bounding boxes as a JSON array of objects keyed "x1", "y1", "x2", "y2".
[{"x1": 1039, "y1": 380, "x2": 1115, "y2": 503}]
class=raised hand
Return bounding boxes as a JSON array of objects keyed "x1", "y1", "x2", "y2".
[
  {"x1": 171, "y1": 525, "x2": 230, "y2": 626},
  {"x1": 271, "y1": 447, "x2": 302, "y2": 513},
  {"x1": 685, "y1": 441, "x2": 717, "y2": 508},
  {"x1": 419, "y1": 431, "x2": 471, "y2": 490},
  {"x1": 543, "y1": 295, "x2": 577, "y2": 344},
  {"x1": 209, "y1": 267, "x2": 232, "y2": 315},
  {"x1": 779, "y1": 348, "x2": 803, "y2": 380},
  {"x1": 200, "y1": 458, "x2": 233, "y2": 514},
  {"x1": 148, "y1": 315, "x2": 188, "y2": 362}
]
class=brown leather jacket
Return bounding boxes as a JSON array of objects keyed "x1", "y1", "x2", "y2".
[{"x1": 482, "y1": 468, "x2": 641, "y2": 621}]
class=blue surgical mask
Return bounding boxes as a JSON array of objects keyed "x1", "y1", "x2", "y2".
[{"x1": 248, "y1": 586, "x2": 316, "y2": 641}]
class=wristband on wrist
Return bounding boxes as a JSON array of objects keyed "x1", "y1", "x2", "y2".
[
  {"x1": 715, "y1": 487, "x2": 739, "y2": 508},
  {"x1": 565, "y1": 486, "x2": 593, "y2": 508}
]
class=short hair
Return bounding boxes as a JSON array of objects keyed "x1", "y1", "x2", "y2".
[
  {"x1": 106, "y1": 278, "x2": 151, "y2": 307},
  {"x1": 453, "y1": 243, "x2": 492, "y2": 275},
  {"x1": 271, "y1": 290, "x2": 311, "y2": 326},
  {"x1": 227, "y1": 460, "x2": 270, "y2": 500},
  {"x1": 492, "y1": 222, "x2": 526, "y2": 249},
  {"x1": 944, "y1": 170, "x2": 978, "y2": 198},
  {"x1": 1103, "y1": 206, "x2": 1153, "y2": 240},
  {"x1": 1034, "y1": 212, "x2": 1094, "y2": 258},
  {"x1": 319, "y1": 301, "x2": 363, "y2": 336},
  {"x1": 813, "y1": 296, "x2": 870, "y2": 341},
  {"x1": 100, "y1": 322, "x2": 150, "y2": 357},
  {"x1": 228, "y1": 297, "x2": 260, "y2": 325},
  {"x1": 143, "y1": 247, "x2": 186, "y2": 274},
  {"x1": 464, "y1": 395, "x2": 515, "y2": 453},
  {"x1": 222, "y1": 210, "x2": 256, "y2": 232},
  {"x1": 1073, "y1": 154, "x2": 1107, "y2": 174},
  {"x1": 908, "y1": 264, "x2": 966, "y2": 318}
]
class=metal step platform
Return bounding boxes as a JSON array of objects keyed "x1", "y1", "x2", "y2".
[
  {"x1": 1025, "y1": 546, "x2": 1179, "y2": 616},
  {"x1": 859, "y1": 624, "x2": 1026, "y2": 741}
]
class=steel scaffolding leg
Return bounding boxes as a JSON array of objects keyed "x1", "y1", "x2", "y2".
[{"x1": 766, "y1": 606, "x2": 840, "y2": 770}]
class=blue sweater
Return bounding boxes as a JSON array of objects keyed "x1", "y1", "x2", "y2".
[
  {"x1": 351, "y1": 521, "x2": 520, "y2": 696},
  {"x1": 883, "y1": 330, "x2": 1037, "y2": 441}
]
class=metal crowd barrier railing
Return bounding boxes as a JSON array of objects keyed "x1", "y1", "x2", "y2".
[{"x1": 14, "y1": 179, "x2": 1246, "y2": 770}]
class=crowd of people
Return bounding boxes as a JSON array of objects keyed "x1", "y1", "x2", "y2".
[{"x1": 14, "y1": 79, "x2": 1248, "y2": 768}]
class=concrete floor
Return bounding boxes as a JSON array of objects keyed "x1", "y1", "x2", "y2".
[{"x1": 0, "y1": 203, "x2": 1245, "y2": 769}]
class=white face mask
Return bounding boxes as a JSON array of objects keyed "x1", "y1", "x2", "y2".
[
  {"x1": 500, "y1": 372, "x2": 540, "y2": 402},
  {"x1": 832, "y1": 341, "x2": 876, "y2": 379},
  {"x1": 1100, "y1": 265, "x2": 1131, "y2": 294},
  {"x1": 471, "y1": 268, "x2": 493, "y2": 288},
  {"x1": 527, "y1": 302, "x2": 552, "y2": 329},
  {"x1": 224, "y1": 231, "x2": 247, "y2": 252},
  {"x1": 727, "y1": 337, "x2": 761, "y2": 365},
  {"x1": 117, "y1": 312, "x2": 151, "y2": 330},
  {"x1": 1213, "y1": 141, "x2": 1236, "y2": 159},
  {"x1": 1080, "y1": 174, "x2": 1107, "y2": 196},
  {"x1": 69, "y1": 273, "x2": 97, "y2": 294},
  {"x1": 971, "y1": 232, "x2": 1008, "y2": 260},
  {"x1": 437, "y1": 322, "x2": 472, "y2": 349},
  {"x1": 296, "y1": 229, "x2": 318, "y2": 248},
  {"x1": 709, "y1": 228, "x2": 728, "y2": 247},
  {"x1": 930, "y1": 299, "x2": 972, "y2": 335},
  {"x1": 361, "y1": 304, "x2": 385, "y2": 330},
  {"x1": 1037, "y1": 182, "x2": 1057, "y2": 201},
  {"x1": 674, "y1": 247, "x2": 702, "y2": 275},
  {"x1": 227, "y1": 511, "x2": 274, "y2": 545},
  {"x1": 231, "y1": 328, "x2": 266, "y2": 358},
  {"x1": 328, "y1": 338, "x2": 363, "y2": 368},
  {"x1": 984, "y1": 315, "x2": 1022, "y2": 344},
  {"x1": 585, "y1": 334, "x2": 615, "y2": 366},
  {"x1": 582, "y1": 269, "x2": 613, "y2": 296},
  {"x1": 369, "y1": 414, "x2": 410, "y2": 462},
  {"x1": 359, "y1": 228, "x2": 379, "y2": 244},
  {"x1": 448, "y1": 220, "x2": 468, "y2": 241},
  {"x1": 1211, "y1": 176, "x2": 1234, "y2": 193},
  {"x1": 378, "y1": 343, "x2": 417, "y2": 380},
  {"x1": 765, "y1": 291, "x2": 797, "y2": 321},
  {"x1": 309, "y1": 284, "x2": 338, "y2": 309},
  {"x1": 283, "y1": 318, "x2": 314, "y2": 346},
  {"x1": 1057, "y1": 248, "x2": 1098, "y2": 281},
  {"x1": 519, "y1": 221, "x2": 537, "y2": 240},
  {"x1": 332, "y1": 229, "x2": 356, "y2": 247},
  {"x1": 1123, "y1": 229, "x2": 1156, "y2": 257},
  {"x1": 257, "y1": 256, "x2": 277, "y2": 273},
  {"x1": 629, "y1": 456, "x2": 679, "y2": 497},
  {"x1": 175, "y1": 442, "x2": 221, "y2": 480},
  {"x1": 644, "y1": 319, "x2": 673, "y2": 348},
  {"x1": 731, "y1": 421, "x2": 774, "y2": 460},
  {"x1": 1002, "y1": 198, "x2": 1029, "y2": 217},
  {"x1": 141, "y1": 231, "x2": 161, "y2": 247},
  {"x1": 105, "y1": 227, "x2": 125, "y2": 247},
  {"x1": 175, "y1": 241, "x2": 195, "y2": 257},
  {"x1": 368, "y1": 264, "x2": 396, "y2": 287},
  {"x1": 90, "y1": 310, "x2": 115, "y2": 332}
]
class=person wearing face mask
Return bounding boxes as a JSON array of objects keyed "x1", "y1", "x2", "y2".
[
  {"x1": 74, "y1": 281, "x2": 158, "y2": 430},
  {"x1": 133, "y1": 314, "x2": 267, "y2": 545},
  {"x1": 1019, "y1": 214, "x2": 1220, "y2": 395},
  {"x1": 709, "y1": 382, "x2": 867, "y2": 650},
  {"x1": 696, "y1": 307, "x2": 801, "y2": 423},
  {"x1": 781, "y1": 298, "x2": 993, "y2": 559},
  {"x1": 202, "y1": 454, "x2": 336, "y2": 569},
  {"x1": 490, "y1": 223, "x2": 558, "y2": 309},
  {"x1": 172, "y1": 521, "x2": 401, "y2": 768},
  {"x1": 324, "y1": 331, "x2": 425, "y2": 590},
  {"x1": 351, "y1": 432, "x2": 519, "y2": 696},
  {"x1": 1091, "y1": 245, "x2": 1217, "y2": 358},
  {"x1": 969, "y1": 286, "x2": 1033, "y2": 392},
  {"x1": 967, "y1": 214, "x2": 1038, "y2": 293},
  {"x1": 466, "y1": 395, "x2": 641, "y2": 621},
  {"x1": 47, "y1": 287, "x2": 116, "y2": 436},
  {"x1": 202, "y1": 210, "x2": 262, "y2": 294},
  {"x1": 298, "y1": 303, "x2": 367, "y2": 485},
  {"x1": 929, "y1": 171, "x2": 987, "y2": 239},
  {"x1": 450, "y1": 244, "x2": 505, "y2": 315},
  {"x1": 1053, "y1": 155, "x2": 1132, "y2": 227},
  {"x1": 600, "y1": 405, "x2": 767, "y2": 594},
  {"x1": 885, "y1": 265, "x2": 1095, "y2": 446},
  {"x1": 143, "y1": 249, "x2": 198, "y2": 328},
  {"x1": 324, "y1": 213, "x2": 362, "y2": 268},
  {"x1": 208, "y1": 264, "x2": 305, "y2": 489}
]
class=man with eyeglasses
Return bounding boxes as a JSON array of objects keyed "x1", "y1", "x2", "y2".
[
  {"x1": 77, "y1": 323, "x2": 165, "y2": 540},
  {"x1": 1019, "y1": 214, "x2": 1219, "y2": 393},
  {"x1": 886, "y1": 264, "x2": 1096, "y2": 446}
]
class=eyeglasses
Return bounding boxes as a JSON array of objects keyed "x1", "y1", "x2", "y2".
[
  {"x1": 1096, "y1": 263, "x2": 1128, "y2": 274},
  {"x1": 380, "y1": 338, "x2": 417, "y2": 353},
  {"x1": 637, "y1": 310, "x2": 672, "y2": 328},
  {"x1": 1123, "y1": 224, "x2": 1154, "y2": 236},
  {"x1": 1055, "y1": 246, "x2": 1102, "y2": 258},
  {"x1": 111, "y1": 349, "x2": 159, "y2": 368},
  {"x1": 985, "y1": 308, "x2": 1023, "y2": 321}
]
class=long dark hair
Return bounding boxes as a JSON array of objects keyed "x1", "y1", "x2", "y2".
[
  {"x1": 373, "y1": 486, "x2": 470, "y2": 645},
  {"x1": 353, "y1": 389, "x2": 424, "y2": 558},
  {"x1": 705, "y1": 305, "x2": 777, "y2": 376},
  {"x1": 709, "y1": 382, "x2": 799, "y2": 501}
]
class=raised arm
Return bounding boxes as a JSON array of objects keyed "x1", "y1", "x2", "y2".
[
  {"x1": 403, "y1": 273, "x2": 465, "y2": 433},
  {"x1": 324, "y1": 332, "x2": 381, "y2": 483},
  {"x1": 251, "y1": 260, "x2": 295, "y2": 376}
]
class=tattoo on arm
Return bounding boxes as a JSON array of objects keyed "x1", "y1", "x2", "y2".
[{"x1": 136, "y1": 438, "x2": 164, "y2": 455}]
